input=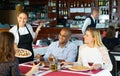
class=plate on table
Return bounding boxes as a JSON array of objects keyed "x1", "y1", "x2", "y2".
[
  {"x1": 68, "y1": 66, "x2": 90, "y2": 71},
  {"x1": 62, "y1": 65, "x2": 73, "y2": 68},
  {"x1": 15, "y1": 48, "x2": 32, "y2": 58}
]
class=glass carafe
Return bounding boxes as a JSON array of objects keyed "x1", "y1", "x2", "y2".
[{"x1": 48, "y1": 54, "x2": 58, "y2": 71}]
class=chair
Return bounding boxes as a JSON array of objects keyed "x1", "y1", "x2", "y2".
[
  {"x1": 75, "y1": 46, "x2": 79, "y2": 62},
  {"x1": 36, "y1": 39, "x2": 51, "y2": 46},
  {"x1": 109, "y1": 51, "x2": 117, "y2": 76}
]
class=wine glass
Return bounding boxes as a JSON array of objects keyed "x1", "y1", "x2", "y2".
[
  {"x1": 88, "y1": 62, "x2": 94, "y2": 74},
  {"x1": 58, "y1": 58, "x2": 65, "y2": 68},
  {"x1": 48, "y1": 54, "x2": 54, "y2": 62},
  {"x1": 34, "y1": 58, "x2": 40, "y2": 65}
]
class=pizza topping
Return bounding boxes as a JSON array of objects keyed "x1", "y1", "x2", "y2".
[
  {"x1": 15, "y1": 48, "x2": 31, "y2": 58},
  {"x1": 69, "y1": 66, "x2": 90, "y2": 71}
]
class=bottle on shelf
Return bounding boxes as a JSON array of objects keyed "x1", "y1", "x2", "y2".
[
  {"x1": 64, "y1": 2, "x2": 66, "y2": 7},
  {"x1": 99, "y1": 0, "x2": 104, "y2": 6},
  {"x1": 81, "y1": 2, "x2": 84, "y2": 7},
  {"x1": 87, "y1": 3, "x2": 91, "y2": 7},
  {"x1": 101, "y1": 0, "x2": 103, "y2": 6},
  {"x1": 48, "y1": 0, "x2": 51, "y2": 6},
  {"x1": 106, "y1": 8, "x2": 109, "y2": 15},
  {"x1": 77, "y1": 1, "x2": 79, "y2": 7},
  {"x1": 91, "y1": 2, "x2": 95, "y2": 7},
  {"x1": 84, "y1": 3, "x2": 87, "y2": 7},
  {"x1": 74, "y1": 1, "x2": 76, "y2": 7},
  {"x1": 59, "y1": 9, "x2": 61, "y2": 15},
  {"x1": 70, "y1": 2, "x2": 73, "y2": 8},
  {"x1": 113, "y1": 0, "x2": 117, "y2": 6},
  {"x1": 99, "y1": 0, "x2": 101, "y2": 6},
  {"x1": 53, "y1": 1, "x2": 56, "y2": 7},
  {"x1": 99, "y1": 8, "x2": 103, "y2": 15},
  {"x1": 65, "y1": 9, "x2": 68, "y2": 15},
  {"x1": 59, "y1": 1, "x2": 61, "y2": 7}
]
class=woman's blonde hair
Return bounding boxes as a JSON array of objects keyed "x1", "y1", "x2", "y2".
[
  {"x1": 86, "y1": 27, "x2": 104, "y2": 47},
  {"x1": 17, "y1": 11, "x2": 28, "y2": 18}
]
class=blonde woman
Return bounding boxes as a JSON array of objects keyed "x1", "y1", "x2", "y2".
[{"x1": 63, "y1": 27, "x2": 113, "y2": 71}]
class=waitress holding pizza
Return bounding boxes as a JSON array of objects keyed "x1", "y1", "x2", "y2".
[{"x1": 9, "y1": 11, "x2": 43, "y2": 63}]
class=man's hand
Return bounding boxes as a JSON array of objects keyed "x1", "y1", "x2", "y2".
[{"x1": 35, "y1": 53, "x2": 41, "y2": 59}]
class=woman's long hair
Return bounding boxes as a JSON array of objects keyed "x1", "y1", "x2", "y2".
[
  {"x1": 86, "y1": 27, "x2": 104, "y2": 47},
  {"x1": 0, "y1": 32, "x2": 15, "y2": 63},
  {"x1": 106, "y1": 26, "x2": 115, "y2": 38}
]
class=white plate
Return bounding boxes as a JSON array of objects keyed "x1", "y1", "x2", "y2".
[
  {"x1": 62, "y1": 65, "x2": 73, "y2": 68},
  {"x1": 15, "y1": 48, "x2": 32, "y2": 58},
  {"x1": 68, "y1": 66, "x2": 90, "y2": 71}
]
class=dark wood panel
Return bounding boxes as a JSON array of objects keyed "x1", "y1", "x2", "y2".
[
  {"x1": 33, "y1": 27, "x2": 82, "y2": 41},
  {"x1": 0, "y1": 27, "x2": 82, "y2": 40},
  {"x1": 0, "y1": 28, "x2": 9, "y2": 32}
]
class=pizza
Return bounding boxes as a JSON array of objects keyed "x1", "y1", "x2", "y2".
[
  {"x1": 69, "y1": 66, "x2": 90, "y2": 71},
  {"x1": 15, "y1": 48, "x2": 32, "y2": 58}
]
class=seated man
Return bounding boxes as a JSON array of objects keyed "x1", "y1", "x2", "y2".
[{"x1": 36, "y1": 28, "x2": 77, "y2": 62}]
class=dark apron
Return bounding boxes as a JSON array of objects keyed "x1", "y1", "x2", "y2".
[{"x1": 17, "y1": 25, "x2": 34, "y2": 63}]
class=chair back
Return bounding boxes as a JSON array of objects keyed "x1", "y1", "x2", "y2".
[
  {"x1": 109, "y1": 51, "x2": 117, "y2": 76},
  {"x1": 75, "y1": 46, "x2": 79, "y2": 62}
]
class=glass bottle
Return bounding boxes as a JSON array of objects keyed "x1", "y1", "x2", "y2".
[
  {"x1": 49, "y1": 55, "x2": 58, "y2": 71},
  {"x1": 113, "y1": 0, "x2": 116, "y2": 6},
  {"x1": 59, "y1": 1, "x2": 61, "y2": 7}
]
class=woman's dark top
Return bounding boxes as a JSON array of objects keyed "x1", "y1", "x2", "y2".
[
  {"x1": 0, "y1": 59, "x2": 20, "y2": 76},
  {"x1": 102, "y1": 37, "x2": 119, "y2": 50}
]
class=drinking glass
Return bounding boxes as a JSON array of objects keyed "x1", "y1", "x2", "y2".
[
  {"x1": 88, "y1": 62, "x2": 94, "y2": 74},
  {"x1": 48, "y1": 54, "x2": 57, "y2": 71},
  {"x1": 34, "y1": 58, "x2": 40, "y2": 65},
  {"x1": 48, "y1": 54, "x2": 54, "y2": 63}
]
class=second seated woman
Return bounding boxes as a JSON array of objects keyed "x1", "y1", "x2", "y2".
[
  {"x1": 9, "y1": 11, "x2": 43, "y2": 63},
  {"x1": 102, "y1": 26, "x2": 119, "y2": 50},
  {"x1": 63, "y1": 27, "x2": 113, "y2": 71}
]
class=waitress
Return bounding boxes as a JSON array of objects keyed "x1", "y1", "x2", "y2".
[{"x1": 9, "y1": 11, "x2": 43, "y2": 63}]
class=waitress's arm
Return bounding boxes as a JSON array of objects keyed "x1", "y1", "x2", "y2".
[
  {"x1": 14, "y1": 43, "x2": 18, "y2": 50},
  {"x1": 33, "y1": 23, "x2": 44, "y2": 42}
]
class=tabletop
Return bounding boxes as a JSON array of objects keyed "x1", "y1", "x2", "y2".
[{"x1": 19, "y1": 61, "x2": 112, "y2": 76}]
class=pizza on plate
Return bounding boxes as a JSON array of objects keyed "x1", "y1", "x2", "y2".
[
  {"x1": 15, "y1": 48, "x2": 32, "y2": 58},
  {"x1": 69, "y1": 66, "x2": 90, "y2": 71}
]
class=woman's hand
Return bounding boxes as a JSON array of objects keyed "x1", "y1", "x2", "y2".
[
  {"x1": 92, "y1": 64, "x2": 102, "y2": 70},
  {"x1": 25, "y1": 62, "x2": 40, "y2": 76},
  {"x1": 14, "y1": 43, "x2": 18, "y2": 50},
  {"x1": 36, "y1": 23, "x2": 44, "y2": 33},
  {"x1": 35, "y1": 53, "x2": 44, "y2": 61},
  {"x1": 34, "y1": 22, "x2": 44, "y2": 42},
  {"x1": 32, "y1": 62, "x2": 40, "y2": 71},
  {"x1": 61, "y1": 62, "x2": 73, "y2": 66}
]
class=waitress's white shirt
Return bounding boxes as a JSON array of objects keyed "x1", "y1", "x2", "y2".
[{"x1": 9, "y1": 23, "x2": 35, "y2": 44}]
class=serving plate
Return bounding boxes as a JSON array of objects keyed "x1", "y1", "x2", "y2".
[{"x1": 15, "y1": 48, "x2": 32, "y2": 58}]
